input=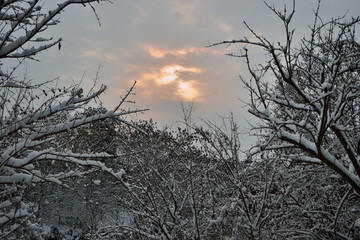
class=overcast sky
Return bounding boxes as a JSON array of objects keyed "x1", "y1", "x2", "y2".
[{"x1": 26, "y1": 0, "x2": 360, "y2": 147}]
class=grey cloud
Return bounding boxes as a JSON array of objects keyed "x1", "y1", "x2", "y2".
[{"x1": 24, "y1": 0, "x2": 360, "y2": 126}]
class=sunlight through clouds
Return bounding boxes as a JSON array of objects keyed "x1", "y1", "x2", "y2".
[
  {"x1": 136, "y1": 64, "x2": 202, "y2": 101},
  {"x1": 176, "y1": 80, "x2": 199, "y2": 100},
  {"x1": 158, "y1": 65, "x2": 201, "y2": 100},
  {"x1": 159, "y1": 74, "x2": 177, "y2": 84},
  {"x1": 157, "y1": 65, "x2": 201, "y2": 85}
]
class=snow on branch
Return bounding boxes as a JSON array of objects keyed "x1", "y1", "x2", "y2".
[
  {"x1": 0, "y1": 0, "x2": 109, "y2": 59},
  {"x1": 210, "y1": 2, "x2": 360, "y2": 194},
  {"x1": 0, "y1": 2, "x2": 149, "y2": 237}
]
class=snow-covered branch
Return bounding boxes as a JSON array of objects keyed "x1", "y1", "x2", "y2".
[
  {"x1": 211, "y1": 2, "x2": 360, "y2": 237},
  {"x1": 211, "y1": 2, "x2": 360, "y2": 195},
  {"x1": 0, "y1": 1, "x2": 150, "y2": 238},
  {"x1": 0, "y1": 0, "x2": 109, "y2": 59}
]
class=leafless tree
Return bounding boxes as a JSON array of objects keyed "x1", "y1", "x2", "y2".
[
  {"x1": 0, "y1": 1, "x2": 146, "y2": 239},
  {"x1": 210, "y1": 1, "x2": 360, "y2": 238},
  {"x1": 210, "y1": 0, "x2": 360, "y2": 200}
]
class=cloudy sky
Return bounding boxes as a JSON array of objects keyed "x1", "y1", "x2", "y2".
[{"x1": 27, "y1": 0, "x2": 360, "y2": 146}]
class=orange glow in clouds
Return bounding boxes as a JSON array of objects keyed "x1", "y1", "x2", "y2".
[
  {"x1": 157, "y1": 65, "x2": 200, "y2": 85},
  {"x1": 155, "y1": 65, "x2": 201, "y2": 101},
  {"x1": 144, "y1": 45, "x2": 199, "y2": 59},
  {"x1": 179, "y1": 81, "x2": 189, "y2": 90},
  {"x1": 177, "y1": 80, "x2": 198, "y2": 100},
  {"x1": 136, "y1": 45, "x2": 204, "y2": 101}
]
